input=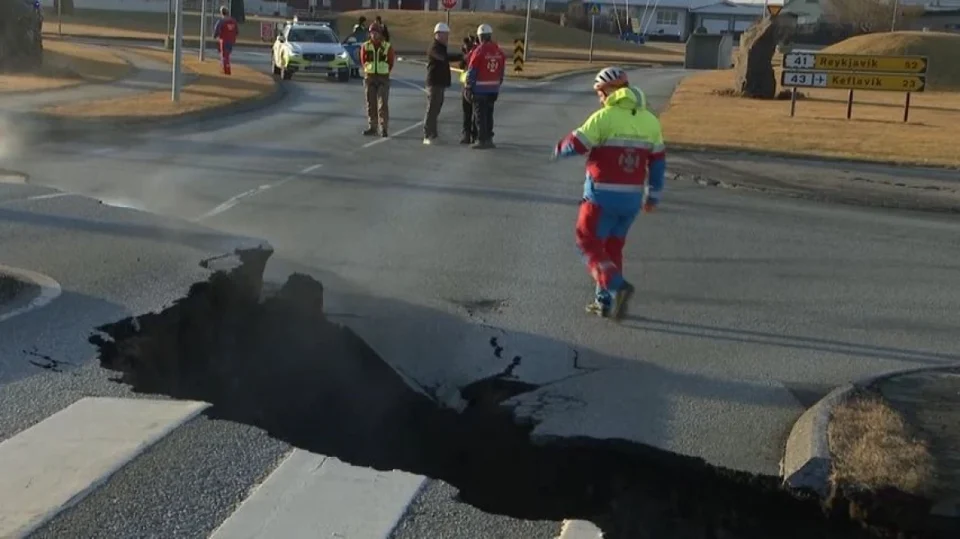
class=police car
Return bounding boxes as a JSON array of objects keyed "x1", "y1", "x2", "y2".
[{"x1": 271, "y1": 17, "x2": 352, "y2": 82}]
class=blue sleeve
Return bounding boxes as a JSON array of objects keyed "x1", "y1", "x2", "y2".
[{"x1": 647, "y1": 157, "x2": 666, "y2": 204}]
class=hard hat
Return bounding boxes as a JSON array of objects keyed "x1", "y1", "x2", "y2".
[
  {"x1": 477, "y1": 24, "x2": 493, "y2": 36},
  {"x1": 368, "y1": 23, "x2": 382, "y2": 33},
  {"x1": 434, "y1": 22, "x2": 450, "y2": 34},
  {"x1": 593, "y1": 66, "x2": 628, "y2": 91}
]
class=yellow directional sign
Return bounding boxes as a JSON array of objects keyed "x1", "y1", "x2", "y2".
[
  {"x1": 826, "y1": 73, "x2": 926, "y2": 92},
  {"x1": 766, "y1": 5, "x2": 782, "y2": 17},
  {"x1": 782, "y1": 51, "x2": 928, "y2": 74},
  {"x1": 513, "y1": 38, "x2": 525, "y2": 73}
]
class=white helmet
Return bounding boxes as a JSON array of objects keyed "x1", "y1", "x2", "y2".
[
  {"x1": 434, "y1": 22, "x2": 450, "y2": 34},
  {"x1": 477, "y1": 24, "x2": 493, "y2": 36},
  {"x1": 593, "y1": 66, "x2": 628, "y2": 91}
]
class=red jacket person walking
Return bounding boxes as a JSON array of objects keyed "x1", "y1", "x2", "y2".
[
  {"x1": 213, "y1": 7, "x2": 239, "y2": 75},
  {"x1": 552, "y1": 67, "x2": 667, "y2": 320}
]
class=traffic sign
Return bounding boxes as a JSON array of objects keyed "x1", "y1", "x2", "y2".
[
  {"x1": 583, "y1": 2, "x2": 601, "y2": 15},
  {"x1": 782, "y1": 52, "x2": 927, "y2": 74},
  {"x1": 441, "y1": 0, "x2": 456, "y2": 8},
  {"x1": 766, "y1": 5, "x2": 782, "y2": 17},
  {"x1": 513, "y1": 38, "x2": 525, "y2": 73},
  {"x1": 781, "y1": 70, "x2": 926, "y2": 92}
]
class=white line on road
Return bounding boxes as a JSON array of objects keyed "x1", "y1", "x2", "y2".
[
  {"x1": 0, "y1": 263, "x2": 62, "y2": 324},
  {"x1": 195, "y1": 163, "x2": 324, "y2": 221},
  {"x1": 361, "y1": 122, "x2": 424, "y2": 149},
  {"x1": 207, "y1": 449, "x2": 426, "y2": 539},
  {"x1": 0, "y1": 397, "x2": 211, "y2": 539},
  {"x1": 24, "y1": 192, "x2": 73, "y2": 201},
  {"x1": 557, "y1": 519, "x2": 605, "y2": 538}
]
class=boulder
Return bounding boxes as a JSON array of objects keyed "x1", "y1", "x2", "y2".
[
  {"x1": 0, "y1": 0, "x2": 44, "y2": 73},
  {"x1": 733, "y1": 16, "x2": 778, "y2": 99}
]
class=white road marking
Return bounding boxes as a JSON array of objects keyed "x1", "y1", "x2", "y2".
[
  {"x1": 393, "y1": 78, "x2": 429, "y2": 95},
  {"x1": 0, "y1": 264, "x2": 62, "y2": 324},
  {"x1": 207, "y1": 449, "x2": 426, "y2": 539},
  {"x1": 361, "y1": 122, "x2": 424, "y2": 149},
  {"x1": 0, "y1": 397, "x2": 211, "y2": 538},
  {"x1": 24, "y1": 192, "x2": 73, "y2": 201},
  {"x1": 89, "y1": 147, "x2": 117, "y2": 155},
  {"x1": 557, "y1": 519, "x2": 604, "y2": 538},
  {"x1": 195, "y1": 163, "x2": 323, "y2": 221}
]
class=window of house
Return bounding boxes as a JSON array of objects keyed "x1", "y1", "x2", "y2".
[{"x1": 656, "y1": 10, "x2": 679, "y2": 25}]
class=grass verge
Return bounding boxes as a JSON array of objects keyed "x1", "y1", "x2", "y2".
[
  {"x1": 41, "y1": 8, "x2": 278, "y2": 46},
  {"x1": 0, "y1": 39, "x2": 131, "y2": 93},
  {"x1": 659, "y1": 69, "x2": 960, "y2": 167},
  {"x1": 40, "y1": 48, "x2": 275, "y2": 120},
  {"x1": 340, "y1": 10, "x2": 684, "y2": 61},
  {"x1": 828, "y1": 391, "x2": 938, "y2": 498}
]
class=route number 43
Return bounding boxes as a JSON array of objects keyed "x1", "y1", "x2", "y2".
[{"x1": 783, "y1": 72, "x2": 811, "y2": 86}]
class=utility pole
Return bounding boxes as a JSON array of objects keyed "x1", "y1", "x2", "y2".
[
  {"x1": 891, "y1": 0, "x2": 900, "y2": 31},
  {"x1": 199, "y1": 0, "x2": 208, "y2": 62},
  {"x1": 172, "y1": 0, "x2": 183, "y2": 102},
  {"x1": 522, "y1": 0, "x2": 532, "y2": 64},
  {"x1": 166, "y1": 0, "x2": 173, "y2": 49}
]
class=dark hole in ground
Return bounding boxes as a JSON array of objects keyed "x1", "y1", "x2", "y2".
[{"x1": 90, "y1": 248, "x2": 957, "y2": 539}]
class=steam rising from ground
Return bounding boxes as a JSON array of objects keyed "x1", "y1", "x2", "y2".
[{"x1": 0, "y1": 114, "x2": 23, "y2": 162}]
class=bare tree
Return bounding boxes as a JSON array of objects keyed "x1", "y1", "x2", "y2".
[{"x1": 822, "y1": 0, "x2": 896, "y2": 33}]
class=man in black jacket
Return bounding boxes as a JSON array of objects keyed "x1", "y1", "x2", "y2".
[
  {"x1": 423, "y1": 22, "x2": 452, "y2": 144},
  {"x1": 459, "y1": 36, "x2": 479, "y2": 144}
]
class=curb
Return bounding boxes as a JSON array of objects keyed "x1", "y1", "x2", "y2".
[
  {"x1": 402, "y1": 56, "x2": 663, "y2": 83},
  {"x1": 0, "y1": 264, "x2": 63, "y2": 324},
  {"x1": 668, "y1": 144, "x2": 960, "y2": 173},
  {"x1": 16, "y1": 74, "x2": 288, "y2": 143},
  {"x1": 781, "y1": 363, "x2": 960, "y2": 507}
]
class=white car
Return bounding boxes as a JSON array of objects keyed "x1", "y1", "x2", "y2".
[{"x1": 271, "y1": 18, "x2": 352, "y2": 82}]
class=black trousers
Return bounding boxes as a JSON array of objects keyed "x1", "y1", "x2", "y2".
[
  {"x1": 472, "y1": 93, "x2": 497, "y2": 143},
  {"x1": 461, "y1": 93, "x2": 477, "y2": 139}
]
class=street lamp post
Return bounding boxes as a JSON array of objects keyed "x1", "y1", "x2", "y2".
[
  {"x1": 199, "y1": 0, "x2": 208, "y2": 62},
  {"x1": 522, "y1": 0, "x2": 531, "y2": 64},
  {"x1": 172, "y1": 0, "x2": 183, "y2": 102}
]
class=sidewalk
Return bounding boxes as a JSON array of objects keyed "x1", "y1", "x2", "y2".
[{"x1": 783, "y1": 365, "x2": 960, "y2": 533}]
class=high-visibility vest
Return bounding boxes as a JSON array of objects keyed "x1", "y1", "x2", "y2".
[{"x1": 363, "y1": 41, "x2": 391, "y2": 75}]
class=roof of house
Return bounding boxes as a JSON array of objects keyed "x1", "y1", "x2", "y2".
[{"x1": 691, "y1": 0, "x2": 767, "y2": 15}]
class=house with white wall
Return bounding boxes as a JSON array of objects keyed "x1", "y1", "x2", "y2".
[{"x1": 586, "y1": 0, "x2": 773, "y2": 41}]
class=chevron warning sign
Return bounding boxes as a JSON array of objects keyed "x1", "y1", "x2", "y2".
[{"x1": 513, "y1": 38, "x2": 525, "y2": 73}]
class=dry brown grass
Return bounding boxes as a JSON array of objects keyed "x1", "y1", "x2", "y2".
[
  {"x1": 41, "y1": 8, "x2": 279, "y2": 45},
  {"x1": 828, "y1": 391, "x2": 938, "y2": 497},
  {"x1": 340, "y1": 9, "x2": 683, "y2": 62},
  {"x1": 41, "y1": 48, "x2": 275, "y2": 119},
  {"x1": 659, "y1": 69, "x2": 960, "y2": 167},
  {"x1": 822, "y1": 31, "x2": 960, "y2": 91},
  {"x1": 0, "y1": 39, "x2": 131, "y2": 93}
]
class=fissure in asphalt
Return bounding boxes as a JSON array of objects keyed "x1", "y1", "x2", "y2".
[{"x1": 89, "y1": 248, "x2": 954, "y2": 539}]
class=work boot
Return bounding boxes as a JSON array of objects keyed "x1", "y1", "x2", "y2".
[
  {"x1": 608, "y1": 281, "x2": 635, "y2": 321},
  {"x1": 471, "y1": 140, "x2": 495, "y2": 150},
  {"x1": 362, "y1": 127, "x2": 377, "y2": 136},
  {"x1": 585, "y1": 299, "x2": 609, "y2": 317},
  {"x1": 460, "y1": 134, "x2": 472, "y2": 144},
  {"x1": 380, "y1": 128, "x2": 389, "y2": 138}
]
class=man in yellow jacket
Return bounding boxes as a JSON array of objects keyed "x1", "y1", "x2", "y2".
[
  {"x1": 360, "y1": 23, "x2": 396, "y2": 138},
  {"x1": 552, "y1": 66, "x2": 666, "y2": 320}
]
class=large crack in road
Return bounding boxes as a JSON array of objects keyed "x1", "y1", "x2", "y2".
[{"x1": 89, "y1": 248, "x2": 955, "y2": 539}]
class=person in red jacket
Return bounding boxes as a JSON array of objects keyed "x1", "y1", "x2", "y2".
[
  {"x1": 464, "y1": 24, "x2": 505, "y2": 149},
  {"x1": 213, "y1": 6, "x2": 239, "y2": 75}
]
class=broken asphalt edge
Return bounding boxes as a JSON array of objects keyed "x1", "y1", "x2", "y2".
[
  {"x1": 781, "y1": 362, "x2": 960, "y2": 518},
  {"x1": 0, "y1": 263, "x2": 62, "y2": 323},
  {"x1": 14, "y1": 74, "x2": 288, "y2": 143}
]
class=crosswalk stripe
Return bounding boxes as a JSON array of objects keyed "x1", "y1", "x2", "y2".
[
  {"x1": 0, "y1": 397, "x2": 210, "y2": 538},
  {"x1": 557, "y1": 519, "x2": 605, "y2": 538},
  {"x1": 208, "y1": 448, "x2": 427, "y2": 539}
]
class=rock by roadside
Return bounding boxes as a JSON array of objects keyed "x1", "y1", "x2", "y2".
[{"x1": 670, "y1": 150, "x2": 960, "y2": 214}]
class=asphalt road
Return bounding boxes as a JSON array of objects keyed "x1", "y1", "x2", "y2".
[{"x1": 2, "y1": 54, "x2": 960, "y2": 537}]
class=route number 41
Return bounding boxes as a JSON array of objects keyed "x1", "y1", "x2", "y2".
[{"x1": 784, "y1": 53, "x2": 814, "y2": 69}]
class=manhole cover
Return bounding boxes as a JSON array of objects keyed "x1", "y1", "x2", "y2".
[{"x1": 0, "y1": 170, "x2": 27, "y2": 184}]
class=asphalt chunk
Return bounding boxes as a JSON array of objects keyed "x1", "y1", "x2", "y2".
[{"x1": 89, "y1": 247, "x2": 958, "y2": 539}]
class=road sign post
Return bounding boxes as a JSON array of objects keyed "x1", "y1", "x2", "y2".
[
  {"x1": 522, "y1": 0, "x2": 532, "y2": 64},
  {"x1": 780, "y1": 51, "x2": 928, "y2": 122},
  {"x1": 441, "y1": 0, "x2": 456, "y2": 24},
  {"x1": 584, "y1": 3, "x2": 600, "y2": 63},
  {"x1": 172, "y1": 0, "x2": 183, "y2": 103},
  {"x1": 199, "y1": 0, "x2": 207, "y2": 62}
]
